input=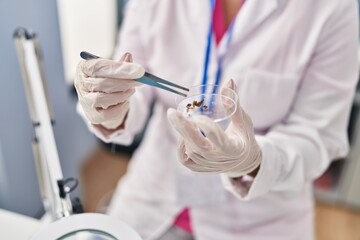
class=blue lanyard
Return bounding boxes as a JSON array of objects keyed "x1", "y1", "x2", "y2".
[{"x1": 201, "y1": 0, "x2": 236, "y2": 95}]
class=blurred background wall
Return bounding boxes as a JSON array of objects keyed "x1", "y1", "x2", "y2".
[{"x1": 0, "y1": 0, "x2": 98, "y2": 217}]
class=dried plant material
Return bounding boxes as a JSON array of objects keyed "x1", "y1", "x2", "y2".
[
  {"x1": 193, "y1": 99, "x2": 204, "y2": 107},
  {"x1": 186, "y1": 104, "x2": 193, "y2": 112},
  {"x1": 186, "y1": 99, "x2": 207, "y2": 112}
]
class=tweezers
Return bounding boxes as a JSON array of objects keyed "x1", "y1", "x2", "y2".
[{"x1": 80, "y1": 51, "x2": 189, "y2": 97}]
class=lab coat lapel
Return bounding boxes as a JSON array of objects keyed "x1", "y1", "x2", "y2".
[
  {"x1": 225, "y1": 0, "x2": 279, "y2": 50},
  {"x1": 187, "y1": 0, "x2": 212, "y2": 46},
  {"x1": 187, "y1": 0, "x2": 218, "y2": 85}
]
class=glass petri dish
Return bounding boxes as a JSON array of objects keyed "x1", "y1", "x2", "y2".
[{"x1": 176, "y1": 84, "x2": 238, "y2": 130}]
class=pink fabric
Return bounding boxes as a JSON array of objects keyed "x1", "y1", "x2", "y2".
[
  {"x1": 173, "y1": 208, "x2": 192, "y2": 233},
  {"x1": 213, "y1": 0, "x2": 245, "y2": 45},
  {"x1": 213, "y1": 0, "x2": 226, "y2": 45}
]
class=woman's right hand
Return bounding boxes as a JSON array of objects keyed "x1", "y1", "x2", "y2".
[{"x1": 74, "y1": 53, "x2": 145, "y2": 130}]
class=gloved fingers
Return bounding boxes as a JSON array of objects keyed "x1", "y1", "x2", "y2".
[
  {"x1": 186, "y1": 165, "x2": 222, "y2": 173},
  {"x1": 221, "y1": 79, "x2": 238, "y2": 95},
  {"x1": 191, "y1": 115, "x2": 246, "y2": 159},
  {"x1": 183, "y1": 140, "x2": 212, "y2": 165},
  {"x1": 74, "y1": 60, "x2": 89, "y2": 91},
  {"x1": 75, "y1": 53, "x2": 142, "y2": 93},
  {"x1": 178, "y1": 139, "x2": 212, "y2": 171},
  {"x1": 167, "y1": 109, "x2": 212, "y2": 151},
  {"x1": 221, "y1": 79, "x2": 256, "y2": 137},
  {"x1": 226, "y1": 155, "x2": 261, "y2": 177},
  {"x1": 177, "y1": 138, "x2": 188, "y2": 164},
  {"x1": 221, "y1": 79, "x2": 245, "y2": 124},
  {"x1": 176, "y1": 114, "x2": 243, "y2": 167},
  {"x1": 178, "y1": 139, "x2": 221, "y2": 172},
  {"x1": 79, "y1": 55, "x2": 145, "y2": 79},
  {"x1": 120, "y1": 52, "x2": 133, "y2": 62},
  {"x1": 177, "y1": 139, "x2": 201, "y2": 168},
  {"x1": 221, "y1": 97, "x2": 238, "y2": 120},
  {"x1": 96, "y1": 100, "x2": 129, "y2": 118},
  {"x1": 192, "y1": 115, "x2": 228, "y2": 149},
  {"x1": 221, "y1": 79, "x2": 238, "y2": 108},
  {"x1": 82, "y1": 89, "x2": 135, "y2": 109},
  {"x1": 182, "y1": 157, "x2": 222, "y2": 173},
  {"x1": 79, "y1": 76, "x2": 141, "y2": 93},
  {"x1": 79, "y1": 100, "x2": 128, "y2": 129},
  {"x1": 96, "y1": 101, "x2": 130, "y2": 129},
  {"x1": 183, "y1": 139, "x2": 237, "y2": 170},
  {"x1": 232, "y1": 108, "x2": 255, "y2": 138}
]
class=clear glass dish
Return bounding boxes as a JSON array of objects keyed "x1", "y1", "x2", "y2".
[{"x1": 176, "y1": 84, "x2": 238, "y2": 130}]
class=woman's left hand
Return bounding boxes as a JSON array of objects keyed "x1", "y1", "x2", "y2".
[{"x1": 167, "y1": 79, "x2": 262, "y2": 178}]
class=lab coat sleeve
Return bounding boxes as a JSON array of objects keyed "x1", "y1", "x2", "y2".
[
  {"x1": 77, "y1": 0, "x2": 155, "y2": 145},
  {"x1": 222, "y1": 0, "x2": 359, "y2": 200}
]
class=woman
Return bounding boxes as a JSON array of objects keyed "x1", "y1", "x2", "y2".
[{"x1": 74, "y1": 0, "x2": 359, "y2": 239}]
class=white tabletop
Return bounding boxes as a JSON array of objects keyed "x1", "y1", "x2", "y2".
[{"x1": 0, "y1": 208, "x2": 41, "y2": 239}]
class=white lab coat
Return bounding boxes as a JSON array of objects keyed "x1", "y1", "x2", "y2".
[{"x1": 78, "y1": 0, "x2": 359, "y2": 239}]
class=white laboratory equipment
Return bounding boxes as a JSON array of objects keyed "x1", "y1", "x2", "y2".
[
  {"x1": 13, "y1": 27, "x2": 142, "y2": 240},
  {"x1": 56, "y1": 0, "x2": 118, "y2": 85}
]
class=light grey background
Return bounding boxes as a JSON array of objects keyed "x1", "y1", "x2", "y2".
[{"x1": 0, "y1": 0, "x2": 98, "y2": 217}]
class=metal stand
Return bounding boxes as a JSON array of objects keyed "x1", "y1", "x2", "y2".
[{"x1": 14, "y1": 28, "x2": 77, "y2": 220}]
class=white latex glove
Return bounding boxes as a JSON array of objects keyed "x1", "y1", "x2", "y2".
[
  {"x1": 74, "y1": 53, "x2": 145, "y2": 129},
  {"x1": 167, "y1": 79, "x2": 262, "y2": 178}
]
